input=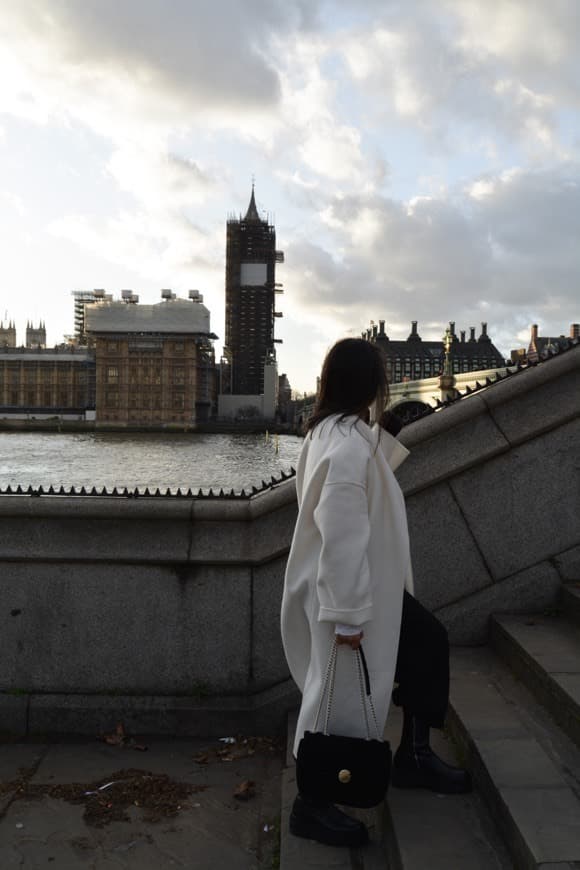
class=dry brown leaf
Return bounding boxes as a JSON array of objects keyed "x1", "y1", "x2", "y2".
[{"x1": 233, "y1": 780, "x2": 256, "y2": 801}]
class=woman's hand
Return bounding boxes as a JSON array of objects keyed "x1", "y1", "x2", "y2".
[{"x1": 335, "y1": 631, "x2": 363, "y2": 650}]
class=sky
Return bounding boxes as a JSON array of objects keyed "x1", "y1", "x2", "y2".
[{"x1": 0, "y1": 0, "x2": 579, "y2": 393}]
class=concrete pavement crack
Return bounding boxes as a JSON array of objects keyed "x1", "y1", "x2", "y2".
[{"x1": 0, "y1": 743, "x2": 51, "y2": 824}]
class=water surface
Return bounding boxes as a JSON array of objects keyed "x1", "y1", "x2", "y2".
[{"x1": 0, "y1": 432, "x2": 303, "y2": 491}]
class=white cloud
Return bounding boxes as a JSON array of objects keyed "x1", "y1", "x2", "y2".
[
  {"x1": 283, "y1": 162, "x2": 580, "y2": 353},
  {"x1": 0, "y1": 0, "x2": 579, "y2": 392}
]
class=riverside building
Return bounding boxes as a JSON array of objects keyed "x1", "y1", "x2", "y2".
[
  {"x1": 85, "y1": 289, "x2": 218, "y2": 428},
  {"x1": 511, "y1": 322, "x2": 580, "y2": 364},
  {"x1": 0, "y1": 345, "x2": 95, "y2": 419},
  {"x1": 363, "y1": 320, "x2": 506, "y2": 383},
  {"x1": 219, "y1": 186, "x2": 284, "y2": 420}
]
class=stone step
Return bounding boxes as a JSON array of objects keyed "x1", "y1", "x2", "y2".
[
  {"x1": 561, "y1": 583, "x2": 580, "y2": 630},
  {"x1": 448, "y1": 647, "x2": 580, "y2": 869},
  {"x1": 383, "y1": 706, "x2": 511, "y2": 869},
  {"x1": 491, "y1": 612, "x2": 580, "y2": 749}
]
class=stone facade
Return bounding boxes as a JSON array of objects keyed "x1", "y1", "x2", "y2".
[
  {"x1": 364, "y1": 319, "x2": 506, "y2": 383},
  {"x1": 86, "y1": 291, "x2": 217, "y2": 427},
  {"x1": 0, "y1": 347, "x2": 95, "y2": 414}
]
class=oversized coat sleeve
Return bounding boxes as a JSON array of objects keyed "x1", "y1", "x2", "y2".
[{"x1": 312, "y1": 447, "x2": 373, "y2": 626}]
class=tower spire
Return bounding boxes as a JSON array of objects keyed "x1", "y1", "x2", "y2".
[{"x1": 244, "y1": 181, "x2": 261, "y2": 222}]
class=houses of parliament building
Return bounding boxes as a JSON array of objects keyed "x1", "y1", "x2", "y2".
[{"x1": 363, "y1": 319, "x2": 506, "y2": 382}]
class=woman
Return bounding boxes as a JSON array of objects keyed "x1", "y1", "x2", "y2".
[{"x1": 281, "y1": 338, "x2": 470, "y2": 849}]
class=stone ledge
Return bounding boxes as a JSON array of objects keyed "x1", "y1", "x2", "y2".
[
  {"x1": 480, "y1": 343, "x2": 580, "y2": 412},
  {"x1": 0, "y1": 478, "x2": 297, "y2": 523},
  {"x1": 0, "y1": 680, "x2": 300, "y2": 739},
  {"x1": 397, "y1": 345, "x2": 580, "y2": 495}
]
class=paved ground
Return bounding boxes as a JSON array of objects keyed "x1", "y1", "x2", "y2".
[{"x1": 0, "y1": 732, "x2": 283, "y2": 869}]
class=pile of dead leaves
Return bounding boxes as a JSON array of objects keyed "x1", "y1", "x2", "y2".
[
  {"x1": 3, "y1": 767, "x2": 207, "y2": 827},
  {"x1": 192, "y1": 735, "x2": 284, "y2": 766}
]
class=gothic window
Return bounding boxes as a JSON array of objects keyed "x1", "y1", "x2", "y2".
[{"x1": 107, "y1": 366, "x2": 119, "y2": 384}]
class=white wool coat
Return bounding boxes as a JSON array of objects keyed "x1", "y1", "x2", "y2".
[{"x1": 281, "y1": 414, "x2": 413, "y2": 756}]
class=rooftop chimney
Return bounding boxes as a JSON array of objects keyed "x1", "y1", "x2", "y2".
[
  {"x1": 408, "y1": 321, "x2": 421, "y2": 340},
  {"x1": 460, "y1": 330, "x2": 465, "y2": 343},
  {"x1": 469, "y1": 327, "x2": 476, "y2": 342},
  {"x1": 570, "y1": 323, "x2": 579, "y2": 339},
  {"x1": 531, "y1": 324, "x2": 539, "y2": 342},
  {"x1": 379, "y1": 320, "x2": 385, "y2": 335}
]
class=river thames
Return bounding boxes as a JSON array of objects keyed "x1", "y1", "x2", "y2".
[{"x1": 0, "y1": 432, "x2": 304, "y2": 491}]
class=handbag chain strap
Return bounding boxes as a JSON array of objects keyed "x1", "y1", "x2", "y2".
[{"x1": 313, "y1": 639, "x2": 382, "y2": 741}]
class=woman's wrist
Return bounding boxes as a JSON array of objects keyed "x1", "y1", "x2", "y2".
[{"x1": 335, "y1": 623, "x2": 361, "y2": 636}]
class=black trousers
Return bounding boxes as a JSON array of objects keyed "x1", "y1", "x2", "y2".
[{"x1": 392, "y1": 591, "x2": 449, "y2": 729}]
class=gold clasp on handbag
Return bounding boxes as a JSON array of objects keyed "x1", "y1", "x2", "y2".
[{"x1": 338, "y1": 769, "x2": 352, "y2": 783}]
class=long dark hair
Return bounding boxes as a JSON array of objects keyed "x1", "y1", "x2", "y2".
[{"x1": 305, "y1": 338, "x2": 389, "y2": 433}]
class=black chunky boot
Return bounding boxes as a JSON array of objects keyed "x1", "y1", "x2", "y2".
[
  {"x1": 392, "y1": 710, "x2": 472, "y2": 794},
  {"x1": 289, "y1": 794, "x2": 369, "y2": 847}
]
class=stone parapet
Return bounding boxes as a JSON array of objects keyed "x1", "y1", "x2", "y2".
[{"x1": 0, "y1": 345, "x2": 578, "y2": 734}]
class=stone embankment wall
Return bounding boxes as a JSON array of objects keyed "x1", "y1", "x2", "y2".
[
  {"x1": 398, "y1": 342, "x2": 579, "y2": 642},
  {"x1": 0, "y1": 344, "x2": 578, "y2": 736}
]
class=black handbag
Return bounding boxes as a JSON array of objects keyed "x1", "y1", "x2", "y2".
[{"x1": 296, "y1": 640, "x2": 391, "y2": 808}]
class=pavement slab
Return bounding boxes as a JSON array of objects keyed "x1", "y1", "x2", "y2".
[{"x1": 0, "y1": 736, "x2": 283, "y2": 869}]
